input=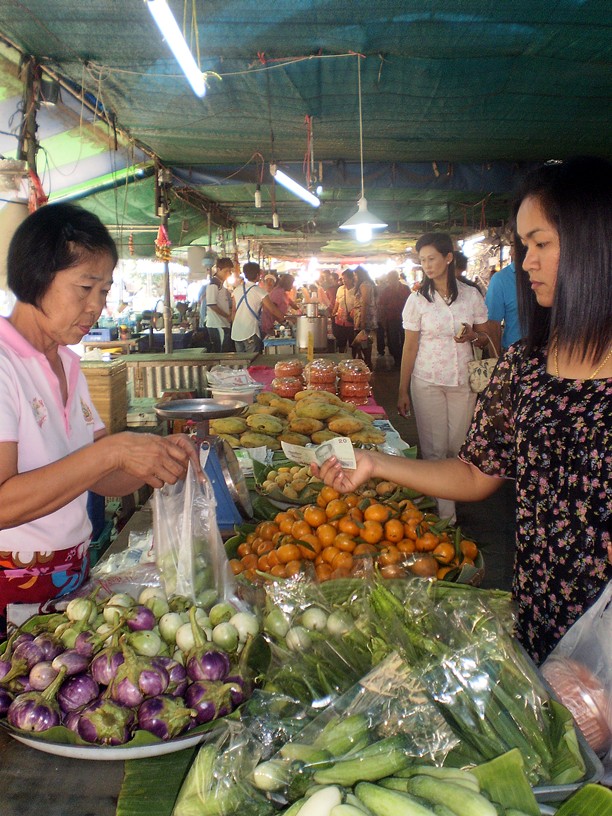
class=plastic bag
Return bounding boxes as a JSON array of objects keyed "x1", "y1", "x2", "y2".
[
  {"x1": 152, "y1": 460, "x2": 235, "y2": 604},
  {"x1": 541, "y1": 583, "x2": 612, "y2": 759}
]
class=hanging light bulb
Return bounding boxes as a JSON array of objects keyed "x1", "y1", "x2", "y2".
[
  {"x1": 272, "y1": 210, "x2": 279, "y2": 229},
  {"x1": 254, "y1": 184, "x2": 262, "y2": 208},
  {"x1": 339, "y1": 58, "x2": 387, "y2": 241}
]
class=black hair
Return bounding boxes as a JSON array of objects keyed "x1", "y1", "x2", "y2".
[
  {"x1": 242, "y1": 261, "x2": 261, "y2": 282},
  {"x1": 415, "y1": 232, "x2": 457, "y2": 304},
  {"x1": 7, "y1": 203, "x2": 118, "y2": 306},
  {"x1": 513, "y1": 156, "x2": 612, "y2": 359},
  {"x1": 216, "y1": 257, "x2": 234, "y2": 271},
  {"x1": 278, "y1": 274, "x2": 295, "y2": 292},
  {"x1": 454, "y1": 251, "x2": 468, "y2": 272}
]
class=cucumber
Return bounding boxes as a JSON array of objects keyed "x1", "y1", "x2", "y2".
[
  {"x1": 395, "y1": 766, "x2": 480, "y2": 790},
  {"x1": 313, "y1": 736, "x2": 412, "y2": 787},
  {"x1": 331, "y1": 806, "x2": 373, "y2": 816},
  {"x1": 382, "y1": 773, "x2": 480, "y2": 794},
  {"x1": 313, "y1": 713, "x2": 371, "y2": 756},
  {"x1": 280, "y1": 742, "x2": 333, "y2": 766},
  {"x1": 355, "y1": 782, "x2": 438, "y2": 816},
  {"x1": 406, "y1": 776, "x2": 497, "y2": 816}
]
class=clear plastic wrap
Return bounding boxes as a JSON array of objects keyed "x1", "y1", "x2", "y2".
[{"x1": 152, "y1": 461, "x2": 235, "y2": 604}]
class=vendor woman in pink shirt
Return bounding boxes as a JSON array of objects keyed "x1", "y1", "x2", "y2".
[{"x1": 0, "y1": 203, "x2": 196, "y2": 636}]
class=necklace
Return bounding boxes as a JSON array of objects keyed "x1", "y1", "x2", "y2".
[{"x1": 554, "y1": 344, "x2": 612, "y2": 379}]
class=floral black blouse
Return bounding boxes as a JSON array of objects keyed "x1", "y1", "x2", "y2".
[{"x1": 460, "y1": 344, "x2": 611, "y2": 664}]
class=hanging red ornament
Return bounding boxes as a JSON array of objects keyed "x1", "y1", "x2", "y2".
[
  {"x1": 128, "y1": 232, "x2": 134, "y2": 256},
  {"x1": 154, "y1": 224, "x2": 172, "y2": 261}
]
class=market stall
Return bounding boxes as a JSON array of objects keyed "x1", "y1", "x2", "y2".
[{"x1": 1, "y1": 357, "x2": 610, "y2": 816}]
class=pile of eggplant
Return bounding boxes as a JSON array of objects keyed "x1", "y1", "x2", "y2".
[{"x1": 0, "y1": 587, "x2": 260, "y2": 745}]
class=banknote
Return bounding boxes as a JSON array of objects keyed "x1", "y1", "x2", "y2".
[{"x1": 280, "y1": 436, "x2": 357, "y2": 469}]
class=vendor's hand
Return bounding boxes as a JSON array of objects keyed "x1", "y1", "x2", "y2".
[
  {"x1": 311, "y1": 450, "x2": 375, "y2": 493},
  {"x1": 397, "y1": 392, "x2": 412, "y2": 418},
  {"x1": 109, "y1": 432, "x2": 197, "y2": 489},
  {"x1": 454, "y1": 323, "x2": 477, "y2": 345}
]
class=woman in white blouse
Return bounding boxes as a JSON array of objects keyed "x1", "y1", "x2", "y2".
[{"x1": 398, "y1": 232, "x2": 489, "y2": 522}]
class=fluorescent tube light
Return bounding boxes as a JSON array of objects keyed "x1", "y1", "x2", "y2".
[
  {"x1": 270, "y1": 164, "x2": 320, "y2": 208},
  {"x1": 146, "y1": 0, "x2": 206, "y2": 97}
]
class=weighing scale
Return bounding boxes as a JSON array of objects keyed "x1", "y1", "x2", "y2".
[{"x1": 154, "y1": 398, "x2": 253, "y2": 531}]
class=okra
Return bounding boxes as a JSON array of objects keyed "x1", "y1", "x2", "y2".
[
  {"x1": 406, "y1": 775, "x2": 497, "y2": 816},
  {"x1": 313, "y1": 736, "x2": 412, "y2": 786},
  {"x1": 355, "y1": 782, "x2": 439, "y2": 816}
]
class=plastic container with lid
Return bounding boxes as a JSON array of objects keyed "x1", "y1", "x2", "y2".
[
  {"x1": 304, "y1": 358, "x2": 337, "y2": 384},
  {"x1": 271, "y1": 377, "x2": 304, "y2": 399},
  {"x1": 337, "y1": 358, "x2": 372, "y2": 382},
  {"x1": 338, "y1": 381, "x2": 371, "y2": 405},
  {"x1": 274, "y1": 359, "x2": 303, "y2": 378}
]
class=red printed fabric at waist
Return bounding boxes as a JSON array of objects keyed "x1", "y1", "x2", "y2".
[{"x1": 0, "y1": 542, "x2": 90, "y2": 614}]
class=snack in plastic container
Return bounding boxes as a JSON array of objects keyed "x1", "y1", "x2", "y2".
[
  {"x1": 337, "y1": 358, "x2": 372, "y2": 382},
  {"x1": 271, "y1": 376, "x2": 304, "y2": 399},
  {"x1": 339, "y1": 381, "x2": 371, "y2": 405},
  {"x1": 304, "y1": 358, "x2": 337, "y2": 385},
  {"x1": 274, "y1": 359, "x2": 304, "y2": 378},
  {"x1": 542, "y1": 656, "x2": 612, "y2": 755}
]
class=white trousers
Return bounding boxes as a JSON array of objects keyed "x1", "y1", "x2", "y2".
[{"x1": 410, "y1": 376, "x2": 477, "y2": 522}]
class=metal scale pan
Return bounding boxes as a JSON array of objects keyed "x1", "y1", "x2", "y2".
[{"x1": 154, "y1": 398, "x2": 253, "y2": 526}]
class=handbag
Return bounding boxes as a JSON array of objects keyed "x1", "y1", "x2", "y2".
[{"x1": 467, "y1": 335, "x2": 500, "y2": 393}]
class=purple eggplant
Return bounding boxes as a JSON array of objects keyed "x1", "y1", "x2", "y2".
[
  {"x1": 137, "y1": 695, "x2": 197, "y2": 740},
  {"x1": 0, "y1": 687, "x2": 13, "y2": 715},
  {"x1": 153, "y1": 656, "x2": 188, "y2": 697},
  {"x1": 184, "y1": 606, "x2": 230, "y2": 683},
  {"x1": 184, "y1": 680, "x2": 234, "y2": 724},
  {"x1": 107, "y1": 639, "x2": 168, "y2": 707},
  {"x1": 125, "y1": 605, "x2": 156, "y2": 632},
  {"x1": 51, "y1": 649, "x2": 89, "y2": 677},
  {"x1": 62, "y1": 709, "x2": 81, "y2": 734},
  {"x1": 90, "y1": 647, "x2": 125, "y2": 687},
  {"x1": 29, "y1": 661, "x2": 60, "y2": 691},
  {"x1": 58, "y1": 673, "x2": 100, "y2": 713},
  {"x1": 74, "y1": 618, "x2": 125, "y2": 658},
  {"x1": 32, "y1": 633, "x2": 63, "y2": 661},
  {"x1": 77, "y1": 698, "x2": 135, "y2": 745},
  {"x1": 0, "y1": 639, "x2": 45, "y2": 685},
  {"x1": 7, "y1": 665, "x2": 67, "y2": 732}
]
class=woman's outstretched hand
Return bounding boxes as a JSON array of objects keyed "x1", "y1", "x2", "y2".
[{"x1": 311, "y1": 449, "x2": 375, "y2": 494}]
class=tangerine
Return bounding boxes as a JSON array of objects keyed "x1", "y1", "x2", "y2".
[
  {"x1": 378, "y1": 545, "x2": 402, "y2": 566},
  {"x1": 276, "y1": 543, "x2": 302, "y2": 564},
  {"x1": 436, "y1": 565, "x2": 455, "y2": 580},
  {"x1": 380, "y1": 564, "x2": 406, "y2": 579},
  {"x1": 363, "y1": 503, "x2": 391, "y2": 523},
  {"x1": 298, "y1": 534, "x2": 321, "y2": 560},
  {"x1": 325, "y1": 498, "x2": 349, "y2": 519},
  {"x1": 331, "y1": 551, "x2": 354, "y2": 572},
  {"x1": 258, "y1": 521, "x2": 280, "y2": 540},
  {"x1": 285, "y1": 560, "x2": 303, "y2": 578},
  {"x1": 240, "y1": 552, "x2": 258, "y2": 571},
  {"x1": 338, "y1": 515, "x2": 361, "y2": 536},
  {"x1": 415, "y1": 531, "x2": 440, "y2": 552},
  {"x1": 316, "y1": 523, "x2": 337, "y2": 547},
  {"x1": 360, "y1": 519, "x2": 384, "y2": 544},
  {"x1": 333, "y1": 532, "x2": 356, "y2": 552},
  {"x1": 276, "y1": 512, "x2": 294, "y2": 534},
  {"x1": 397, "y1": 538, "x2": 416, "y2": 554},
  {"x1": 229, "y1": 558, "x2": 243, "y2": 575},
  {"x1": 236, "y1": 542, "x2": 252, "y2": 558},
  {"x1": 270, "y1": 564, "x2": 287, "y2": 578},
  {"x1": 291, "y1": 520, "x2": 313, "y2": 540},
  {"x1": 321, "y1": 545, "x2": 341, "y2": 565},
  {"x1": 315, "y1": 563, "x2": 333, "y2": 582},
  {"x1": 407, "y1": 555, "x2": 439, "y2": 578},
  {"x1": 460, "y1": 540, "x2": 479, "y2": 560},
  {"x1": 353, "y1": 542, "x2": 378, "y2": 556},
  {"x1": 319, "y1": 485, "x2": 340, "y2": 505},
  {"x1": 403, "y1": 519, "x2": 420, "y2": 540},
  {"x1": 303, "y1": 505, "x2": 327, "y2": 528},
  {"x1": 433, "y1": 542, "x2": 456, "y2": 564},
  {"x1": 344, "y1": 493, "x2": 360, "y2": 507},
  {"x1": 384, "y1": 519, "x2": 405, "y2": 543}
]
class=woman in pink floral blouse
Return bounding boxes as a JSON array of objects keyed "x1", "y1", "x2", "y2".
[{"x1": 316, "y1": 156, "x2": 612, "y2": 663}]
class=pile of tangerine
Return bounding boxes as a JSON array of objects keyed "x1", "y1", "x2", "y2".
[{"x1": 229, "y1": 486, "x2": 479, "y2": 583}]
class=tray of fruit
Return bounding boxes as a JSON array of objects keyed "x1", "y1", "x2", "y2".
[{"x1": 226, "y1": 487, "x2": 484, "y2": 586}]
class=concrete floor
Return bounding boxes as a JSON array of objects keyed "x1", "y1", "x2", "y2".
[{"x1": 369, "y1": 358, "x2": 516, "y2": 593}]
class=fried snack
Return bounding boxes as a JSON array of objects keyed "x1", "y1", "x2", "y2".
[
  {"x1": 311, "y1": 429, "x2": 341, "y2": 443},
  {"x1": 268, "y1": 397, "x2": 295, "y2": 417},
  {"x1": 288, "y1": 417, "x2": 325, "y2": 435},
  {"x1": 215, "y1": 433, "x2": 242, "y2": 448},
  {"x1": 278, "y1": 431, "x2": 311, "y2": 446},
  {"x1": 210, "y1": 416, "x2": 248, "y2": 435},
  {"x1": 349, "y1": 427, "x2": 386, "y2": 445},
  {"x1": 240, "y1": 431, "x2": 281, "y2": 450},
  {"x1": 353, "y1": 409, "x2": 374, "y2": 424},
  {"x1": 327, "y1": 416, "x2": 366, "y2": 436},
  {"x1": 256, "y1": 392, "x2": 277, "y2": 405},
  {"x1": 294, "y1": 389, "x2": 346, "y2": 408},
  {"x1": 295, "y1": 399, "x2": 342, "y2": 420},
  {"x1": 246, "y1": 404, "x2": 280, "y2": 416},
  {"x1": 245, "y1": 414, "x2": 285, "y2": 435}
]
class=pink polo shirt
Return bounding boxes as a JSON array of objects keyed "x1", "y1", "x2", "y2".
[{"x1": 0, "y1": 317, "x2": 105, "y2": 554}]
